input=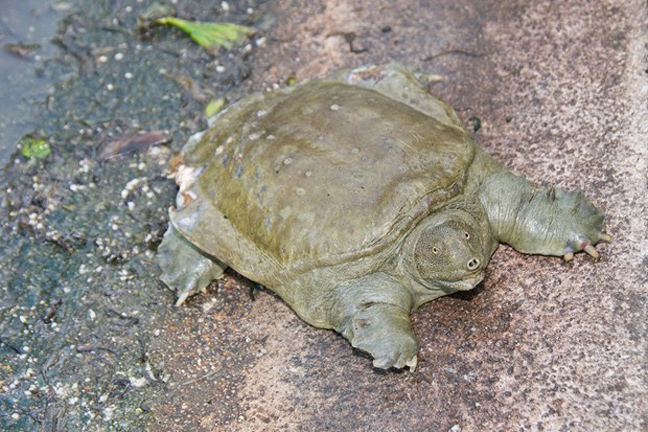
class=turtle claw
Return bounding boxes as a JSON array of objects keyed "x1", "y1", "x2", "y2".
[
  {"x1": 405, "y1": 355, "x2": 418, "y2": 372},
  {"x1": 563, "y1": 252, "x2": 574, "y2": 262},
  {"x1": 158, "y1": 226, "x2": 227, "y2": 307},
  {"x1": 346, "y1": 303, "x2": 419, "y2": 371},
  {"x1": 175, "y1": 291, "x2": 190, "y2": 307},
  {"x1": 600, "y1": 233, "x2": 613, "y2": 243},
  {"x1": 584, "y1": 244, "x2": 600, "y2": 260},
  {"x1": 372, "y1": 357, "x2": 393, "y2": 369}
]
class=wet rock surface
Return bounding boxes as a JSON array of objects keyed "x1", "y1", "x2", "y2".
[{"x1": 1, "y1": 0, "x2": 646, "y2": 431}]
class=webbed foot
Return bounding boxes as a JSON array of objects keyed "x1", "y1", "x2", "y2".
[
  {"x1": 563, "y1": 233, "x2": 613, "y2": 261},
  {"x1": 342, "y1": 303, "x2": 419, "y2": 371},
  {"x1": 158, "y1": 226, "x2": 226, "y2": 305},
  {"x1": 550, "y1": 189, "x2": 611, "y2": 261}
]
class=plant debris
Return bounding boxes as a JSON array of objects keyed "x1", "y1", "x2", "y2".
[
  {"x1": 159, "y1": 71, "x2": 213, "y2": 102},
  {"x1": 99, "y1": 130, "x2": 172, "y2": 160},
  {"x1": 137, "y1": 2, "x2": 176, "y2": 35},
  {"x1": 3, "y1": 42, "x2": 41, "y2": 58},
  {"x1": 19, "y1": 135, "x2": 50, "y2": 159},
  {"x1": 204, "y1": 98, "x2": 226, "y2": 117},
  {"x1": 155, "y1": 17, "x2": 254, "y2": 52}
]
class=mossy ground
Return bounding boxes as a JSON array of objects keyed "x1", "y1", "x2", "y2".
[{"x1": 0, "y1": 0, "x2": 262, "y2": 429}]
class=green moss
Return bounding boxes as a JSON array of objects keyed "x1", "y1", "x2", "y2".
[{"x1": 19, "y1": 136, "x2": 50, "y2": 159}]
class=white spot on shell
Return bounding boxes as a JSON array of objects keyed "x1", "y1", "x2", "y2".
[
  {"x1": 256, "y1": 109, "x2": 267, "y2": 117},
  {"x1": 248, "y1": 132, "x2": 261, "y2": 141},
  {"x1": 279, "y1": 206, "x2": 292, "y2": 219},
  {"x1": 305, "y1": 170, "x2": 313, "y2": 177},
  {"x1": 351, "y1": 147, "x2": 360, "y2": 154},
  {"x1": 330, "y1": 104, "x2": 340, "y2": 111},
  {"x1": 283, "y1": 157, "x2": 293, "y2": 165},
  {"x1": 295, "y1": 187, "x2": 305, "y2": 196},
  {"x1": 267, "y1": 134, "x2": 276, "y2": 140}
]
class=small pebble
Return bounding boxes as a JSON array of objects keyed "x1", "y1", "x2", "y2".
[
  {"x1": 114, "y1": 52, "x2": 124, "y2": 61},
  {"x1": 125, "y1": 72, "x2": 133, "y2": 79},
  {"x1": 98, "y1": 55, "x2": 108, "y2": 63}
]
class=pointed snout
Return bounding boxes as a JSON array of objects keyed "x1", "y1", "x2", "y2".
[{"x1": 467, "y1": 257, "x2": 480, "y2": 271}]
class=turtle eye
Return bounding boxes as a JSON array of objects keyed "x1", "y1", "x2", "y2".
[
  {"x1": 432, "y1": 247, "x2": 439, "y2": 254},
  {"x1": 464, "y1": 232, "x2": 470, "y2": 240}
]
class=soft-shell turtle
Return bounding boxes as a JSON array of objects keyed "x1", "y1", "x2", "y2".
[{"x1": 158, "y1": 64, "x2": 610, "y2": 370}]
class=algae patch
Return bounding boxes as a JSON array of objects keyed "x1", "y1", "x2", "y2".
[{"x1": 19, "y1": 136, "x2": 50, "y2": 159}]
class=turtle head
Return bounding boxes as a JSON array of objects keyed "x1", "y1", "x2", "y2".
[{"x1": 406, "y1": 210, "x2": 487, "y2": 292}]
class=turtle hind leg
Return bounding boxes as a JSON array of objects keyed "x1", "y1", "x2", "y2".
[
  {"x1": 345, "y1": 63, "x2": 463, "y2": 129},
  {"x1": 157, "y1": 225, "x2": 226, "y2": 306}
]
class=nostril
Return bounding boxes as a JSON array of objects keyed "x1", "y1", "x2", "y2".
[{"x1": 467, "y1": 258, "x2": 480, "y2": 270}]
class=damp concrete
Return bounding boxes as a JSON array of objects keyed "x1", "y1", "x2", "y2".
[{"x1": 1, "y1": 0, "x2": 645, "y2": 431}]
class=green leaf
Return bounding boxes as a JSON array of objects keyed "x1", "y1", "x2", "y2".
[
  {"x1": 20, "y1": 137, "x2": 51, "y2": 159},
  {"x1": 156, "y1": 17, "x2": 254, "y2": 51},
  {"x1": 204, "y1": 98, "x2": 226, "y2": 117}
]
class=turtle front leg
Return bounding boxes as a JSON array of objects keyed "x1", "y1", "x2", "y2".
[
  {"x1": 328, "y1": 273, "x2": 418, "y2": 370},
  {"x1": 480, "y1": 170, "x2": 611, "y2": 260},
  {"x1": 158, "y1": 225, "x2": 227, "y2": 305},
  {"x1": 340, "y1": 303, "x2": 419, "y2": 370}
]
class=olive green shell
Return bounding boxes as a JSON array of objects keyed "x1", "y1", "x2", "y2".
[{"x1": 171, "y1": 70, "x2": 474, "y2": 282}]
